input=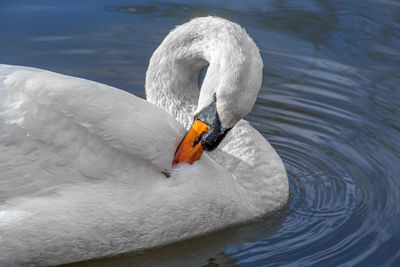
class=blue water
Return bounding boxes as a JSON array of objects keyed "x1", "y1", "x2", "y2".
[{"x1": 1, "y1": 0, "x2": 400, "y2": 266}]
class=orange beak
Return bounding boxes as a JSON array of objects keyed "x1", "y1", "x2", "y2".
[{"x1": 173, "y1": 120, "x2": 210, "y2": 166}]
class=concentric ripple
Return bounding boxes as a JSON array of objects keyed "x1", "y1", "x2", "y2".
[{"x1": 227, "y1": 17, "x2": 400, "y2": 264}]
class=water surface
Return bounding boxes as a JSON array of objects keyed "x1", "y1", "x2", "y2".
[{"x1": 1, "y1": 0, "x2": 400, "y2": 266}]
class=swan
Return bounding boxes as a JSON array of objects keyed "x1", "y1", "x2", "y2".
[{"x1": 0, "y1": 17, "x2": 289, "y2": 265}]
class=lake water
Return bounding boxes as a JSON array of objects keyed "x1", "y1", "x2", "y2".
[{"x1": 1, "y1": 0, "x2": 400, "y2": 266}]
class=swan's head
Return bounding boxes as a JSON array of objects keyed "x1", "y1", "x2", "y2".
[{"x1": 173, "y1": 29, "x2": 263, "y2": 166}]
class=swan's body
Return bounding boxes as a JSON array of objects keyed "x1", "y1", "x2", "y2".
[{"x1": 0, "y1": 17, "x2": 288, "y2": 265}]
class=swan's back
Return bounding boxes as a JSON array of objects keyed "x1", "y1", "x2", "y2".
[{"x1": 0, "y1": 64, "x2": 183, "y2": 201}]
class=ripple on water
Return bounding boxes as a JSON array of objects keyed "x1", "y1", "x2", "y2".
[{"x1": 230, "y1": 34, "x2": 400, "y2": 264}]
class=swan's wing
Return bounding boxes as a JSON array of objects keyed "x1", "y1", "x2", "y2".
[
  {"x1": 209, "y1": 120, "x2": 289, "y2": 211},
  {"x1": 0, "y1": 64, "x2": 184, "y2": 200}
]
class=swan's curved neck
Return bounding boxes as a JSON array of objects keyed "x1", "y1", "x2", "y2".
[
  {"x1": 145, "y1": 17, "x2": 255, "y2": 129},
  {"x1": 145, "y1": 38, "x2": 205, "y2": 128}
]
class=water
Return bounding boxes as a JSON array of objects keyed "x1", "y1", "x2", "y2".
[{"x1": 1, "y1": 0, "x2": 400, "y2": 266}]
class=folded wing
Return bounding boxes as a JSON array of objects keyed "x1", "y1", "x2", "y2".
[{"x1": 0, "y1": 65, "x2": 184, "y2": 201}]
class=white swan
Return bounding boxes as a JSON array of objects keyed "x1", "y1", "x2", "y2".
[{"x1": 0, "y1": 17, "x2": 288, "y2": 265}]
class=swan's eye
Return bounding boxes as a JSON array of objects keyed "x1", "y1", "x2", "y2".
[{"x1": 213, "y1": 93, "x2": 217, "y2": 102}]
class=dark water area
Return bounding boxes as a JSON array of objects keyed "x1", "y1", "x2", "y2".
[{"x1": 1, "y1": 0, "x2": 400, "y2": 266}]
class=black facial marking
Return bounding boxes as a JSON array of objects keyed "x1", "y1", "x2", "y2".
[
  {"x1": 194, "y1": 98, "x2": 231, "y2": 152},
  {"x1": 195, "y1": 97, "x2": 218, "y2": 126}
]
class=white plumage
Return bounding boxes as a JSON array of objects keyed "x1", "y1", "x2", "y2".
[{"x1": 0, "y1": 17, "x2": 288, "y2": 265}]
